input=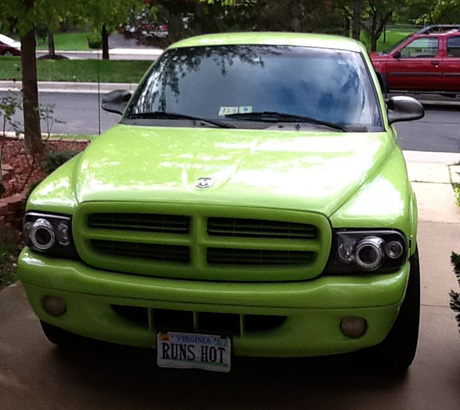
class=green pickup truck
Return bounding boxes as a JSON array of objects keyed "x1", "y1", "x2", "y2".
[{"x1": 19, "y1": 32, "x2": 424, "y2": 373}]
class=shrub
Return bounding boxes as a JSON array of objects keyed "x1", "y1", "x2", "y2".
[
  {"x1": 42, "y1": 150, "x2": 79, "y2": 174},
  {"x1": 0, "y1": 226, "x2": 20, "y2": 288},
  {"x1": 450, "y1": 252, "x2": 460, "y2": 332},
  {"x1": 26, "y1": 179, "x2": 44, "y2": 199},
  {"x1": 87, "y1": 32, "x2": 102, "y2": 49}
]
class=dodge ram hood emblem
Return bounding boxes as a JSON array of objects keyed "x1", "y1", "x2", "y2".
[{"x1": 195, "y1": 177, "x2": 214, "y2": 189}]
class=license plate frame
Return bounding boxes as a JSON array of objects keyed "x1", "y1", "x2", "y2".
[{"x1": 157, "y1": 331, "x2": 231, "y2": 373}]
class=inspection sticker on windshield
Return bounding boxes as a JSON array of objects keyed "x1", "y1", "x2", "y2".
[
  {"x1": 157, "y1": 331, "x2": 231, "y2": 373},
  {"x1": 218, "y1": 106, "x2": 252, "y2": 116}
]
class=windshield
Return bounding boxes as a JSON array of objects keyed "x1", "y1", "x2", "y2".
[{"x1": 124, "y1": 45, "x2": 382, "y2": 131}]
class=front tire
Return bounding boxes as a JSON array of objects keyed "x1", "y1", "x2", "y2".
[{"x1": 366, "y1": 248, "x2": 420, "y2": 371}]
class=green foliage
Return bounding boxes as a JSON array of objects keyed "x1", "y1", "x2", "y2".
[
  {"x1": 403, "y1": 0, "x2": 460, "y2": 24},
  {"x1": 42, "y1": 149, "x2": 79, "y2": 174},
  {"x1": 453, "y1": 184, "x2": 460, "y2": 207},
  {"x1": 73, "y1": 0, "x2": 141, "y2": 32},
  {"x1": 0, "y1": 91, "x2": 22, "y2": 192},
  {"x1": 0, "y1": 226, "x2": 21, "y2": 288},
  {"x1": 87, "y1": 31, "x2": 102, "y2": 49},
  {"x1": 0, "y1": 91, "x2": 22, "y2": 137},
  {"x1": 450, "y1": 252, "x2": 460, "y2": 331}
]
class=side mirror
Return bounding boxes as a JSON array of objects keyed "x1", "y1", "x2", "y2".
[
  {"x1": 387, "y1": 96, "x2": 424, "y2": 124},
  {"x1": 393, "y1": 50, "x2": 401, "y2": 59},
  {"x1": 102, "y1": 90, "x2": 132, "y2": 115}
]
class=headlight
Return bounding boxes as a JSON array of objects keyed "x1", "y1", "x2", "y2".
[
  {"x1": 24, "y1": 213, "x2": 78, "y2": 259},
  {"x1": 325, "y1": 230, "x2": 407, "y2": 274}
]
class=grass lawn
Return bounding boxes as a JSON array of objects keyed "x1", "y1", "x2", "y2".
[
  {"x1": 361, "y1": 30, "x2": 412, "y2": 52},
  {"x1": 0, "y1": 58, "x2": 152, "y2": 83},
  {"x1": 36, "y1": 32, "x2": 92, "y2": 51}
]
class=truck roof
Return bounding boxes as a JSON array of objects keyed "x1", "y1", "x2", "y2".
[{"x1": 168, "y1": 32, "x2": 363, "y2": 53}]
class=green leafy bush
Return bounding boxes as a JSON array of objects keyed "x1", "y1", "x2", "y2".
[
  {"x1": 87, "y1": 32, "x2": 102, "y2": 49},
  {"x1": 0, "y1": 227, "x2": 20, "y2": 288},
  {"x1": 42, "y1": 150, "x2": 79, "y2": 174},
  {"x1": 450, "y1": 252, "x2": 460, "y2": 332},
  {"x1": 454, "y1": 184, "x2": 460, "y2": 206}
]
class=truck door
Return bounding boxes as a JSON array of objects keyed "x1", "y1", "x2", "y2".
[
  {"x1": 386, "y1": 37, "x2": 442, "y2": 91},
  {"x1": 443, "y1": 35, "x2": 460, "y2": 91}
]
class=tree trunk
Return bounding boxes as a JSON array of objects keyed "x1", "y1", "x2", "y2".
[
  {"x1": 102, "y1": 25, "x2": 109, "y2": 60},
  {"x1": 352, "y1": 0, "x2": 362, "y2": 40},
  {"x1": 194, "y1": 1, "x2": 203, "y2": 35},
  {"x1": 371, "y1": 34, "x2": 378, "y2": 52},
  {"x1": 47, "y1": 30, "x2": 56, "y2": 57},
  {"x1": 21, "y1": 26, "x2": 42, "y2": 154}
]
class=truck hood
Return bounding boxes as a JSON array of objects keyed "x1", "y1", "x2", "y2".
[{"x1": 74, "y1": 125, "x2": 394, "y2": 216}]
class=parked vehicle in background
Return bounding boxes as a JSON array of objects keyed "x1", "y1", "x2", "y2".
[
  {"x1": 370, "y1": 25, "x2": 460, "y2": 94},
  {"x1": 19, "y1": 32, "x2": 424, "y2": 374},
  {"x1": 123, "y1": 7, "x2": 168, "y2": 41},
  {"x1": 0, "y1": 34, "x2": 21, "y2": 56}
]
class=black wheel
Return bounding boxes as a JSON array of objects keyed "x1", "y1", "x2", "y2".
[
  {"x1": 40, "y1": 321, "x2": 90, "y2": 347},
  {"x1": 366, "y1": 248, "x2": 420, "y2": 372},
  {"x1": 3, "y1": 50, "x2": 14, "y2": 56}
]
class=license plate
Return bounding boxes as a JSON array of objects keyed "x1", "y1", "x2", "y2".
[{"x1": 157, "y1": 331, "x2": 231, "y2": 373}]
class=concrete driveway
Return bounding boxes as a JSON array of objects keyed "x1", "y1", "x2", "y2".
[{"x1": 1, "y1": 152, "x2": 459, "y2": 410}]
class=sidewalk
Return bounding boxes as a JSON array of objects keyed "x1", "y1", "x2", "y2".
[{"x1": 404, "y1": 150, "x2": 460, "y2": 223}]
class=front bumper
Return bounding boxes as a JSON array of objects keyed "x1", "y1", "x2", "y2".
[{"x1": 19, "y1": 249, "x2": 409, "y2": 357}]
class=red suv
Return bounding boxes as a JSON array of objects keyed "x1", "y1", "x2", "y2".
[{"x1": 370, "y1": 25, "x2": 460, "y2": 94}]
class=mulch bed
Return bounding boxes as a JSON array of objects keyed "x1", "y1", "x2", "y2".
[{"x1": 1, "y1": 137, "x2": 89, "y2": 199}]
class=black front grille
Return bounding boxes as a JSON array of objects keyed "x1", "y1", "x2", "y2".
[
  {"x1": 111, "y1": 306, "x2": 287, "y2": 336},
  {"x1": 208, "y1": 217, "x2": 317, "y2": 239},
  {"x1": 88, "y1": 213, "x2": 190, "y2": 234},
  {"x1": 92, "y1": 240, "x2": 190, "y2": 263},
  {"x1": 207, "y1": 248, "x2": 314, "y2": 266}
]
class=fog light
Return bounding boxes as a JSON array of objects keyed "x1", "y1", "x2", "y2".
[
  {"x1": 43, "y1": 296, "x2": 67, "y2": 317},
  {"x1": 340, "y1": 316, "x2": 367, "y2": 339}
]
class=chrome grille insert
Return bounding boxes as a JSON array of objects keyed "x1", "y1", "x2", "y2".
[
  {"x1": 207, "y1": 217, "x2": 317, "y2": 239},
  {"x1": 88, "y1": 213, "x2": 190, "y2": 234},
  {"x1": 92, "y1": 240, "x2": 190, "y2": 263}
]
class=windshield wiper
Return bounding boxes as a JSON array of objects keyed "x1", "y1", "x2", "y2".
[
  {"x1": 125, "y1": 111, "x2": 236, "y2": 129},
  {"x1": 226, "y1": 111, "x2": 347, "y2": 132}
]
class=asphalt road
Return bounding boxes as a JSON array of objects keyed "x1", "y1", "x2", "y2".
[{"x1": 2, "y1": 91, "x2": 460, "y2": 153}]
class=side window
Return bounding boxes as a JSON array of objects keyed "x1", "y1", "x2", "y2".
[
  {"x1": 400, "y1": 38, "x2": 439, "y2": 58},
  {"x1": 447, "y1": 36, "x2": 460, "y2": 57}
]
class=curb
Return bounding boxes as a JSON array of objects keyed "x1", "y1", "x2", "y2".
[
  {"x1": 36, "y1": 48, "x2": 164, "y2": 56},
  {"x1": 0, "y1": 81, "x2": 138, "y2": 94}
]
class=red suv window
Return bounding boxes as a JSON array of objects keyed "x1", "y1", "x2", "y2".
[
  {"x1": 447, "y1": 36, "x2": 460, "y2": 57},
  {"x1": 400, "y1": 38, "x2": 439, "y2": 58}
]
